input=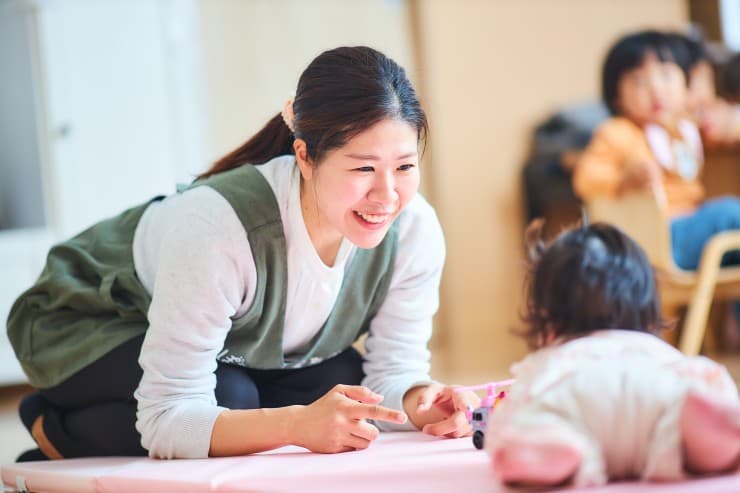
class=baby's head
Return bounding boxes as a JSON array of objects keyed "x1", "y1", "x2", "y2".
[
  {"x1": 602, "y1": 30, "x2": 687, "y2": 126},
  {"x1": 521, "y1": 220, "x2": 664, "y2": 349}
]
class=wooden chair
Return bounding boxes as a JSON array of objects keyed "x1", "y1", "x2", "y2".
[{"x1": 587, "y1": 192, "x2": 740, "y2": 356}]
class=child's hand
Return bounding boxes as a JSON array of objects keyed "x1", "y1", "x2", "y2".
[
  {"x1": 290, "y1": 384, "x2": 407, "y2": 453},
  {"x1": 619, "y1": 158, "x2": 660, "y2": 195},
  {"x1": 403, "y1": 384, "x2": 481, "y2": 438}
]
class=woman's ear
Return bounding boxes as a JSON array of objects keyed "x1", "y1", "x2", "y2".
[{"x1": 293, "y1": 139, "x2": 313, "y2": 181}]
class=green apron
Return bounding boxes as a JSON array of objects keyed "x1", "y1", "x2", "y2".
[{"x1": 7, "y1": 163, "x2": 397, "y2": 388}]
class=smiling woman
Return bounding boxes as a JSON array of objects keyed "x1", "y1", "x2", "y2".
[{"x1": 7, "y1": 46, "x2": 481, "y2": 462}]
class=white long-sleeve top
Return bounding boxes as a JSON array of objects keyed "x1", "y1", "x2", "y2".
[{"x1": 132, "y1": 156, "x2": 444, "y2": 459}]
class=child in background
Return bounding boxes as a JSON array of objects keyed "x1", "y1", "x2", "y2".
[
  {"x1": 667, "y1": 32, "x2": 717, "y2": 123},
  {"x1": 573, "y1": 30, "x2": 706, "y2": 220},
  {"x1": 486, "y1": 221, "x2": 740, "y2": 487},
  {"x1": 668, "y1": 32, "x2": 740, "y2": 146},
  {"x1": 705, "y1": 51, "x2": 740, "y2": 144},
  {"x1": 573, "y1": 30, "x2": 740, "y2": 336}
]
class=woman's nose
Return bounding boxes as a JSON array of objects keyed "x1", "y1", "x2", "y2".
[{"x1": 368, "y1": 172, "x2": 398, "y2": 204}]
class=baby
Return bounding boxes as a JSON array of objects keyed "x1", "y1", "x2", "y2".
[{"x1": 486, "y1": 220, "x2": 740, "y2": 487}]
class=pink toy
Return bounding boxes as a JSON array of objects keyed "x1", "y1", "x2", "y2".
[{"x1": 455, "y1": 378, "x2": 515, "y2": 449}]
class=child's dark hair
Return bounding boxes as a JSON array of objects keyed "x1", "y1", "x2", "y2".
[
  {"x1": 721, "y1": 52, "x2": 740, "y2": 102},
  {"x1": 520, "y1": 219, "x2": 665, "y2": 349},
  {"x1": 665, "y1": 32, "x2": 709, "y2": 81},
  {"x1": 602, "y1": 30, "x2": 679, "y2": 115}
]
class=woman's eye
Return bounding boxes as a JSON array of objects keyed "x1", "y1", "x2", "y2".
[
  {"x1": 398, "y1": 164, "x2": 415, "y2": 171},
  {"x1": 355, "y1": 166, "x2": 374, "y2": 172}
]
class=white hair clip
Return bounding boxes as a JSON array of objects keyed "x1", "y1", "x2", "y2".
[{"x1": 281, "y1": 97, "x2": 295, "y2": 133}]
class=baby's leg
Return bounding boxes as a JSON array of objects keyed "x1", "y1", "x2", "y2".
[
  {"x1": 681, "y1": 390, "x2": 740, "y2": 474},
  {"x1": 491, "y1": 435, "x2": 582, "y2": 487}
]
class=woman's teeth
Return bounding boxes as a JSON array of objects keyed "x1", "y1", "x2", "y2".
[{"x1": 355, "y1": 211, "x2": 388, "y2": 223}]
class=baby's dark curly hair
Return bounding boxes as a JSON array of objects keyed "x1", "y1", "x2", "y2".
[{"x1": 520, "y1": 219, "x2": 667, "y2": 349}]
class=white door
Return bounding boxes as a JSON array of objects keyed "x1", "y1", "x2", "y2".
[
  {"x1": 0, "y1": 0, "x2": 205, "y2": 384},
  {"x1": 38, "y1": 0, "x2": 205, "y2": 237}
]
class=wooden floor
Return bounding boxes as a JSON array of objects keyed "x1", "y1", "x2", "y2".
[{"x1": 0, "y1": 384, "x2": 36, "y2": 465}]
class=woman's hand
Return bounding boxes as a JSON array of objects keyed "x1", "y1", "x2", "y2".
[
  {"x1": 290, "y1": 384, "x2": 407, "y2": 453},
  {"x1": 403, "y1": 384, "x2": 481, "y2": 438}
]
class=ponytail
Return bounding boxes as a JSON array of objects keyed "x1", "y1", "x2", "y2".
[{"x1": 198, "y1": 113, "x2": 294, "y2": 179}]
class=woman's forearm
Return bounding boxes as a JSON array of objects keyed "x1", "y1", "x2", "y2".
[
  {"x1": 210, "y1": 385, "x2": 407, "y2": 456},
  {"x1": 209, "y1": 405, "x2": 303, "y2": 457}
]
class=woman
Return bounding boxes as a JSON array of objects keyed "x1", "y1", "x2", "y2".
[{"x1": 9, "y1": 46, "x2": 478, "y2": 461}]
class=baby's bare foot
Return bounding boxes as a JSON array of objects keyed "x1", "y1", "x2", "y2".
[{"x1": 681, "y1": 390, "x2": 740, "y2": 474}]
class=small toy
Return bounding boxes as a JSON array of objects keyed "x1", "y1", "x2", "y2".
[{"x1": 455, "y1": 378, "x2": 515, "y2": 450}]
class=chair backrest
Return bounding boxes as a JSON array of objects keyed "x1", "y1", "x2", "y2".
[{"x1": 587, "y1": 192, "x2": 678, "y2": 272}]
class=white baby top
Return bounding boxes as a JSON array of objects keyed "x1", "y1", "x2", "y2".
[{"x1": 486, "y1": 330, "x2": 738, "y2": 486}]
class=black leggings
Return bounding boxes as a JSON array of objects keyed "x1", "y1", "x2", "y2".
[{"x1": 22, "y1": 334, "x2": 364, "y2": 458}]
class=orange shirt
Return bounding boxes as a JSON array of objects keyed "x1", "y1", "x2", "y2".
[{"x1": 573, "y1": 117, "x2": 705, "y2": 217}]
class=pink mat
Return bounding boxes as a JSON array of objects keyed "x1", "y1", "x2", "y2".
[{"x1": 2, "y1": 432, "x2": 739, "y2": 492}]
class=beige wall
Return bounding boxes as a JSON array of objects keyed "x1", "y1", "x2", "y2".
[
  {"x1": 198, "y1": 0, "x2": 691, "y2": 383},
  {"x1": 198, "y1": 0, "x2": 415, "y2": 163},
  {"x1": 415, "y1": 0, "x2": 689, "y2": 381}
]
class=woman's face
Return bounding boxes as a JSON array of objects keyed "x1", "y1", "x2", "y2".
[
  {"x1": 616, "y1": 51, "x2": 687, "y2": 126},
  {"x1": 296, "y1": 118, "x2": 420, "y2": 254}
]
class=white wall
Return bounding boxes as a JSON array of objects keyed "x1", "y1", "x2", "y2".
[
  {"x1": 0, "y1": 4, "x2": 46, "y2": 230},
  {"x1": 0, "y1": 0, "x2": 208, "y2": 384},
  {"x1": 720, "y1": 0, "x2": 740, "y2": 50}
]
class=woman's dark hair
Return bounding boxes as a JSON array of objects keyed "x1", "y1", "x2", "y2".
[
  {"x1": 519, "y1": 220, "x2": 665, "y2": 349},
  {"x1": 602, "y1": 30, "x2": 678, "y2": 115},
  {"x1": 199, "y1": 46, "x2": 428, "y2": 178}
]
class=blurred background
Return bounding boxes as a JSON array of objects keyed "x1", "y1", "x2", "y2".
[{"x1": 1, "y1": 0, "x2": 740, "y2": 461}]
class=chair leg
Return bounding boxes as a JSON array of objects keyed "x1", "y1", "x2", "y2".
[
  {"x1": 680, "y1": 294, "x2": 714, "y2": 356},
  {"x1": 678, "y1": 236, "x2": 729, "y2": 356},
  {"x1": 702, "y1": 303, "x2": 719, "y2": 354}
]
